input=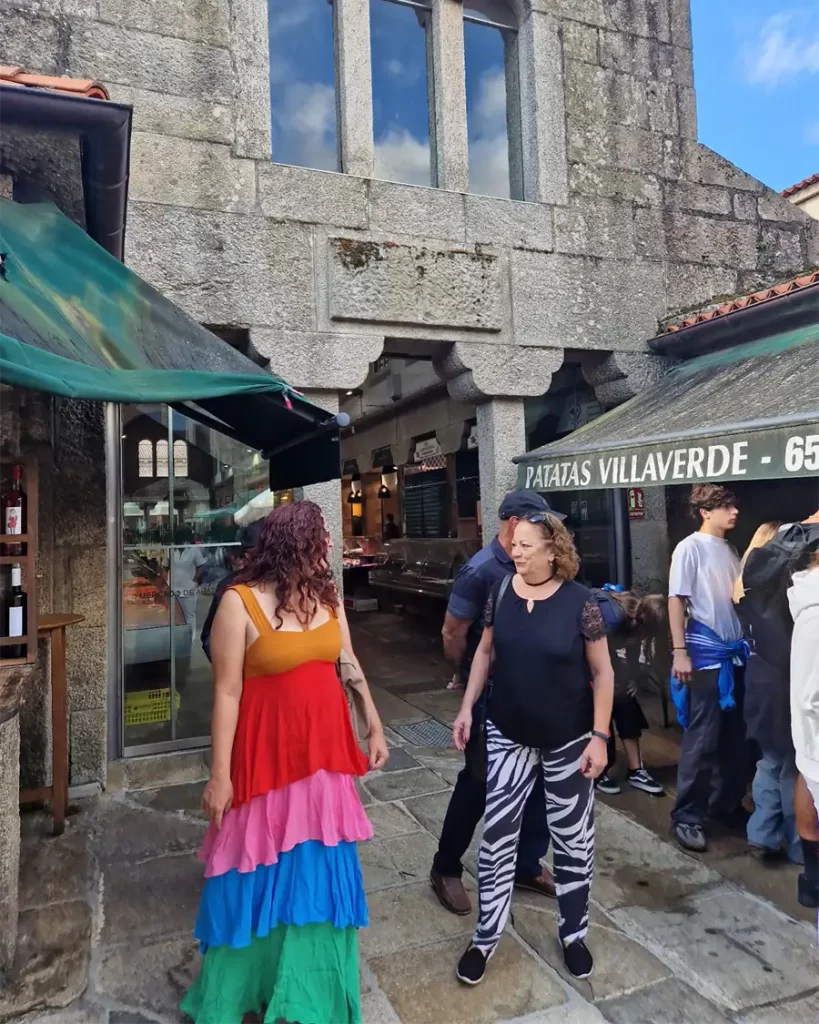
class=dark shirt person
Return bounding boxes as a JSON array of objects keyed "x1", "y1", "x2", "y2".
[
  {"x1": 201, "y1": 520, "x2": 264, "y2": 663},
  {"x1": 383, "y1": 514, "x2": 401, "y2": 541},
  {"x1": 430, "y1": 490, "x2": 561, "y2": 915}
]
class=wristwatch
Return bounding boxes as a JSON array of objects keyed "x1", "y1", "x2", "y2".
[{"x1": 592, "y1": 730, "x2": 610, "y2": 742}]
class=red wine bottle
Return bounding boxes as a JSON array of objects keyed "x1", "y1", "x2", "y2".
[
  {"x1": 3, "y1": 465, "x2": 25, "y2": 556},
  {"x1": 3, "y1": 564, "x2": 26, "y2": 659}
]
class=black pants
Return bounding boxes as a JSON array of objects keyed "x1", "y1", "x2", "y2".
[
  {"x1": 433, "y1": 701, "x2": 550, "y2": 879},
  {"x1": 606, "y1": 694, "x2": 649, "y2": 772},
  {"x1": 672, "y1": 667, "x2": 747, "y2": 828}
]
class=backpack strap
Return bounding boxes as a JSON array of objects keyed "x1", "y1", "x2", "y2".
[{"x1": 495, "y1": 572, "x2": 513, "y2": 613}]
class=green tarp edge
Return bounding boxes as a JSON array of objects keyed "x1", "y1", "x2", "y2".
[{"x1": 0, "y1": 332, "x2": 293, "y2": 402}]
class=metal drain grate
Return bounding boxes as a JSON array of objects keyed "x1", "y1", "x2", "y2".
[{"x1": 393, "y1": 719, "x2": 454, "y2": 749}]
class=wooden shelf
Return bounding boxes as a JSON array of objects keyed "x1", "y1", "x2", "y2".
[
  {"x1": 0, "y1": 655, "x2": 28, "y2": 666},
  {"x1": 0, "y1": 636, "x2": 29, "y2": 648},
  {"x1": 0, "y1": 534, "x2": 30, "y2": 544}
]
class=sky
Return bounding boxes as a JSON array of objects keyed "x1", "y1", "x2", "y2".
[
  {"x1": 692, "y1": 0, "x2": 819, "y2": 191},
  {"x1": 267, "y1": 0, "x2": 819, "y2": 197}
]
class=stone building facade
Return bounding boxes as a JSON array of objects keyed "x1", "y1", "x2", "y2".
[{"x1": 1, "y1": 0, "x2": 817, "y2": 787}]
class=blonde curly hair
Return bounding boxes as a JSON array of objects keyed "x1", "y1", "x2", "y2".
[{"x1": 527, "y1": 514, "x2": 580, "y2": 580}]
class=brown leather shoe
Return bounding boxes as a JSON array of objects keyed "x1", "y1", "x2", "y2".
[
  {"x1": 430, "y1": 868, "x2": 472, "y2": 915},
  {"x1": 514, "y1": 868, "x2": 556, "y2": 899}
]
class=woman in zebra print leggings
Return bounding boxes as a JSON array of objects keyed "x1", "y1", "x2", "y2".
[{"x1": 452, "y1": 514, "x2": 614, "y2": 984}]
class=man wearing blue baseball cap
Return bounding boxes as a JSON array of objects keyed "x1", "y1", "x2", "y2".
[{"x1": 430, "y1": 490, "x2": 566, "y2": 915}]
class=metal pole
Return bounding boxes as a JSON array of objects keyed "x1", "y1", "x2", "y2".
[
  {"x1": 105, "y1": 402, "x2": 123, "y2": 763},
  {"x1": 612, "y1": 488, "x2": 632, "y2": 589}
]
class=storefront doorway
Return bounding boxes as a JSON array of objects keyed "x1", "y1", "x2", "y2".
[{"x1": 118, "y1": 404, "x2": 291, "y2": 756}]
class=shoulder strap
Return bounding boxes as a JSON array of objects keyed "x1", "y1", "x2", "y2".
[
  {"x1": 495, "y1": 572, "x2": 513, "y2": 611},
  {"x1": 230, "y1": 584, "x2": 273, "y2": 636}
]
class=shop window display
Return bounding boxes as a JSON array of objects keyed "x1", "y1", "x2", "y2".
[{"x1": 120, "y1": 404, "x2": 277, "y2": 753}]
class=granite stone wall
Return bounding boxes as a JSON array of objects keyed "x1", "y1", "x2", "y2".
[{"x1": 1, "y1": 0, "x2": 816, "y2": 787}]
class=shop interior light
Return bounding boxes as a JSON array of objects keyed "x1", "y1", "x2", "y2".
[
  {"x1": 381, "y1": 464, "x2": 398, "y2": 492},
  {"x1": 378, "y1": 484, "x2": 390, "y2": 499}
]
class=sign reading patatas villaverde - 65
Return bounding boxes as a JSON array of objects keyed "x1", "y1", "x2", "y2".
[{"x1": 517, "y1": 426, "x2": 819, "y2": 492}]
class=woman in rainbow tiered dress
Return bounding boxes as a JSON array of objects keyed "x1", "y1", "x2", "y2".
[{"x1": 182, "y1": 501, "x2": 389, "y2": 1024}]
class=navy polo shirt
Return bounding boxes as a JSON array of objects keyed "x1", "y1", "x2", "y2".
[{"x1": 447, "y1": 537, "x2": 514, "y2": 683}]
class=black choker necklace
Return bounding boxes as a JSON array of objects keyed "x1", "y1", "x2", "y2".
[{"x1": 524, "y1": 574, "x2": 554, "y2": 586}]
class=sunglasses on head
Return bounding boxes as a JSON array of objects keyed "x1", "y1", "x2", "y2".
[{"x1": 523, "y1": 512, "x2": 558, "y2": 528}]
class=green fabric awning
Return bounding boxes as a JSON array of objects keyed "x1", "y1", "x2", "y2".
[
  {"x1": 0, "y1": 200, "x2": 341, "y2": 487},
  {"x1": 515, "y1": 323, "x2": 819, "y2": 492}
]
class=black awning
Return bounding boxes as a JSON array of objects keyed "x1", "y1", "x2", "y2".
[{"x1": 515, "y1": 325, "x2": 819, "y2": 492}]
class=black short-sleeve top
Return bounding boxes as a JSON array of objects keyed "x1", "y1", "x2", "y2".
[{"x1": 485, "y1": 577, "x2": 606, "y2": 750}]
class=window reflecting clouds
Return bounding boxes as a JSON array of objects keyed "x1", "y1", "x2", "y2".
[
  {"x1": 371, "y1": 0, "x2": 433, "y2": 186},
  {"x1": 268, "y1": 0, "x2": 338, "y2": 171},
  {"x1": 464, "y1": 1, "x2": 518, "y2": 199}
]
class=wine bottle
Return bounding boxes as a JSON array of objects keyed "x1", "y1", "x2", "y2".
[
  {"x1": 3, "y1": 564, "x2": 26, "y2": 660},
  {"x1": 3, "y1": 465, "x2": 25, "y2": 556}
]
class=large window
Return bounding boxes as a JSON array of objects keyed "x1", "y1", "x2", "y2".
[
  {"x1": 268, "y1": 0, "x2": 338, "y2": 170},
  {"x1": 463, "y1": 0, "x2": 519, "y2": 199},
  {"x1": 370, "y1": 0, "x2": 433, "y2": 186},
  {"x1": 120, "y1": 406, "x2": 272, "y2": 754}
]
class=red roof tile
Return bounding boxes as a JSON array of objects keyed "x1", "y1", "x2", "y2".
[
  {"x1": 0, "y1": 65, "x2": 109, "y2": 100},
  {"x1": 782, "y1": 173, "x2": 819, "y2": 198},
  {"x1": 661, "y1": 269, "x2": 819, "y2": 335}
]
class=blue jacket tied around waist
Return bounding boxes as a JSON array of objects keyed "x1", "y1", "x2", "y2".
[{"x1": 671, "y1": 620, "x2": 750, "y2": 729}]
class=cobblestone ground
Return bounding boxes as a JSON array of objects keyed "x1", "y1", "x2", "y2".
[{"x1": 3, "y1": 611, "x2": 817, "y2": 1024}]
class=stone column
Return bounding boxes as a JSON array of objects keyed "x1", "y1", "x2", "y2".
[
  {"x1": 514, "y1": 9, "x2": 568, "y2": 205},
  {"x1": 297, "y1": 390, "x2": 344, "y2": 588},
  {"x1": 476, "y1": 398, "x2": 527, "y2": 530},
  {"x1": 429, "y1": 0, "x2": 468, "y2": 192},
  {"x1": 335, "y1": 0, "x2": 374, "y2": 178},
  {"x1": 0, "y1": 673, "x2": 21, "y2": 971},
  {"x1": 630, "y1": 487, "x2": 670, "y2": 593}
]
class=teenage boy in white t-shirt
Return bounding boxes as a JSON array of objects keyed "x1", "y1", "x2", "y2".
[{"x1": 669, "y1": 484, "x2": 747, "y2": 853}]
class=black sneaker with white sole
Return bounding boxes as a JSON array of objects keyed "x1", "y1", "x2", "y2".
[
  {"x1": 627, "y1": 767, "x2": 664, "y2": 795},
  {"x1": 563, "y1": 940, "x2": 594, "y2": 979},
  {"x1": 595, "y1": 772, "x2": 621, "y2": 795},
  {"x1": 456, "y1": 945, "x2": 490, "y2": 985}
]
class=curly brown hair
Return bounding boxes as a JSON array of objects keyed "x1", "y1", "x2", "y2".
[
  {"x1": 232, "y1": 501, "x2": 338, "y2": 627},
  {"x1": 526, "y1": 514, "x2": 580, "y2": 580}
]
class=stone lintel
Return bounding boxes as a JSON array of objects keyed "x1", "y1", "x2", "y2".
[{"x1": 439, "y1": 343, "x2": 564, "y2": 402}]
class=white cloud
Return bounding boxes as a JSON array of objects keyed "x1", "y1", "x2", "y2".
[
  {"x1": 268, "y1": 6, "x2": 311, "y2": 35},
  {"x1": 374, "y1": 129, "x2": 431, "y2": 186},
  {"x1": 467, "y1": 67, "x2": 511, "y2": 198},
  {"x1": 272, "y1": 81, "x2": 337, "y2": 171},
  {"x1": 384, "y1": 58, "x2": 422, "y2": 85},
  {"x1": 742, "y1": 11, "x2": 819, "y2": 87}
]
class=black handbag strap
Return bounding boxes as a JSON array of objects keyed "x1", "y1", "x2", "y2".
[{"x1": 495, "y1": 572, "x2": 513, "y2": 614}]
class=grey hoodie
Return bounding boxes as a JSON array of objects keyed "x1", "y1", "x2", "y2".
[{"x1": 788, "y1": 566, "x2": 819, "y2": 782}]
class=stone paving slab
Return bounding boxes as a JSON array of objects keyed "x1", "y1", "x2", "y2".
[
  {"x1": 402, "y1": 790, "x2": 453, "y2": 835},
  {"x1": 100, "y1": 854, "x2": 202, "y2": 947},
  {"x1": 736, "y1": 991, "x2": 819, "y2": 1024},
  {"x1": 406, "y1": 746, "x2": 464, "y2": 787},
  {"x1": 594, "y1": 802, "x2": 720, "y2": 910},
  {"x1": 512, "y1": 903, "x2": 672, "y2": 1003},
  {"x1": 0, "y1": 902, "x2": 92, "y2": 1019},
  {"x1": 369, "y1": 686, "x2": 429, "y2": 725},
  {"x1": 129, "y1": 782, "x2": 206, "y2": 818},
  {"x1": 367, "y1": 801, "x2": 425, "y2": 839},
  {"x1": 17, "y1": 829, "x2": 91, "y2": 912},
  {"x1": 368, "y1": 934, "x2": 568, "y2": 1024},
  {"x1": 360, "y1": 882, "x2": 476, "y2": 959},
  {"x1": 609, "y1": 886, "x2": 817, "y2": 1012},
  {"x1": 401, "y1": 689, "x2": 463, "y2": 726},
  {"x1": 96, "y1": 935, "x2": 197, "y2": 1022},
  {"x1": 363, "y1": 768, "x2": 450, "y2": 803},
  {"x1": 379, "y1": 747, "x2": 423, "y2": 773},
  {"x1": 79, "y1": 800, "x2": 206, "y2": 866},
  {"x1": 361, "y1": 833, "x2": 440, "y2": 892},
  {"x1": 597, "y1": 977, "x2": 731, "y2": 1023}
]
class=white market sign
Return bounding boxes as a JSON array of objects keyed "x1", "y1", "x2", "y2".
[{"x1": 518, "y1": 426, "x2": 819, "y2": 492}]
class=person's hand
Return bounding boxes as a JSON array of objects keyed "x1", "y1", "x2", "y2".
[
  {"x1": 672, "y1": 649, "x2": 693, "y2": 683},
  {"x1": 202, "y1": 775, "x2": 233, "y2": 830},
  {"x1": 368, "y1": 729, "x2": 389, "y2": 772},
  {"x1": 453, "y1": 707, "x2": 472, "y2": 751},
  {"x1": 580, "y1": 736, "x2": 608, "y2": 779}
]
